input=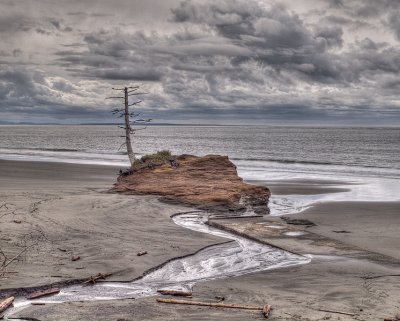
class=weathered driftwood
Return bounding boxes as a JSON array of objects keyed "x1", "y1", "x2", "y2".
[
  {"x1": 156, "y1": 298, "x2": 264, "y2": 310},
  {"x1": 0, "y1": 296, "x2": 14, "y2": 313},
  {"x1": 27, "y1": 288, "x2": 60, "y2": 300},
  {"x1": 361, "y1": 274, "x2": 400, "y2": 280},
  {"x1": 82, "y1": 272, "x2": 112, "y2": 285},
  {"x1": 3, "y1": 245, "x2": 33, "y2": 269},
  {"x1": 262, "y1": 304, "x2": 272, "y2": 318},
  {"x1": 137, "y1": 251, "x2": 147, "y2": 256},
  {"x1": 384, "y1": 317, "x2": 400, "y2": 321},
  {"x1": 157, "y1": 289, "x2": 192, "y2": 297},
  {"x1": 318, "y1": 308, "x2": 356, "y2": 316},
  {"x1": 156, "y1": 298, "x2": 272, "y2": 318}
]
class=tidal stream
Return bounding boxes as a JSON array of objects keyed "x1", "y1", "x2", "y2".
[{"x1": 6, "y1": 212, "x2": 311, "y2": 318}]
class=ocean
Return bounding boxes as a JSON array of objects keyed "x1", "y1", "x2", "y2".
[{"x1": 0, "y1": 125, "x2": 399, "y2": 214}]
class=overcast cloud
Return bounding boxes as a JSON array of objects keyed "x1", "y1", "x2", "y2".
[{"x1": 0, "y1": 0, "x2": 400, "y2": 125}]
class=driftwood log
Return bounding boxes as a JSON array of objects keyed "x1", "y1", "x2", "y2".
[
  {"x1": 156, "y1": 298, "x2": 272, "y2": 319},
  {"x1": 0, "y1": 296, "x2": 14, "y2": 314},
  {"x1": 27, "y1": 288, "x2": 60, "y2": 300},
  {"x1": 361, "y1": 274, "x2": 400, "y2": 280},
  {"x1": 82, "y1": 272, "x2": 112, "y2": 285}
]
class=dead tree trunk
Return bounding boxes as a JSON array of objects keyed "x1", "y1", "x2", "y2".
[
  {"x1": 124, "y1": 87, "x2": 135, "y2": 165},
  {"x1": 107, "y1": 86, "x2": 150, "y2": 168}
]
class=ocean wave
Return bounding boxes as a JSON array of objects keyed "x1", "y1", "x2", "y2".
[
  {"x1": 231, "y1": 157, "x2": 398, "y2": 170},
  {"x1": 39, "y1": 148, "x2": 79, "y2": 152},
  {"x1": 0, "y1": 147, "x2": 80, "y2": 153}
]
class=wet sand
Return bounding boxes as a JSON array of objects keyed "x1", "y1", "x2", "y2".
[
  {"x1": 248, "y1": 179, "x2": 352, "y2": 195},
  {"x1": 0, "y1": 160, "x2": 226, "y2": 292},
  {"x1": 1, "y1": 160, "x2": 400, "y2": 320},
  {"x1": 294, "y1": 201, "x2": 400, "y2": 260}
]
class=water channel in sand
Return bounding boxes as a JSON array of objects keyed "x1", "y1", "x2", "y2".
[{"x1": 5, "y1": 212, "x2": 311, "y2": 319}]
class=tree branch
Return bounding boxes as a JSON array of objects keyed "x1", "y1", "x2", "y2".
[
  {"x1": 130, "y1": 126, "x2": 147, "y2": 133},
  {"x1": 128, "y1": 100, "x2": 142, "y2": 106},
  {"x1": 128, "y1": 92, "x2": 148, "y2": 96},
  {"x1": 132, "y1": 118, "x2": 152, "y2": 123},
  {"x1": 118, "y1": 142, "x2": 126, "y2": 151},
  {"x1": 111, "y1": 108, "x2": 125, "y2": 115}
]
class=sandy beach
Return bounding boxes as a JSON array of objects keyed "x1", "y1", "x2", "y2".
[
  {"x1": 0, "y1": 160, "x2": 226, "y2": 291},
  {"x1": 1, "y1": 160, "x2": 399, "y2": 321}
]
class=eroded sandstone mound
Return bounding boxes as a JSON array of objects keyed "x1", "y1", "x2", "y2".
[{"x1": 113, "y1": 154, "x2": 270, "y2": 213}]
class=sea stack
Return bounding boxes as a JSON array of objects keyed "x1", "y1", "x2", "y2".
[{"x1": 114, "y1": 154, "x2": 270, "y2": 214}]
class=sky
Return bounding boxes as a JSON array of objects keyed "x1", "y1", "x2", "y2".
[{"x1": 1, "y1": 0, "x2": 400, "y2": 125}]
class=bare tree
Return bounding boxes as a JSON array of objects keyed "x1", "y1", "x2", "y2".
[{"x1": 107, "y1": 86, "x2": 151, "y2": 166}]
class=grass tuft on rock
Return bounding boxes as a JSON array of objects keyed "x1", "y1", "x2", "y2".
[{"x1": 132, "y1": 150, "x2": 175, "y2": 170}]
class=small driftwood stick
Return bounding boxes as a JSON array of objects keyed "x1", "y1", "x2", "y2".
[
  {"x1": 318, "y1": 308, "x2": 356, "y2": 316},
  {"x1": 361, "y1": 274, "x2": 400, "y2": 280},
  {"x1": 157, "y1": 289, "x2": 192, "y2": 297},
  {"x1": 82, "y1": 272, "x2": 112, "y2": 285},
  {"x1": 27, "y1": 288, "x2": 60, "y2": 300},
  {"x1": 137, "y1": 251, "x2": 147, "y2": 256},
  {"x1": 3, "y1": 244, "x2": 35, "y2": 269},
  {"x1": 157, "y1": 298, "x2": 264, "y2": 310},
  {"x1": 0, "y1": 296, "x2": 14, "y2": 313},
  {"x1": 262, "y1": 304, "x2": 272, "y2": 318}
]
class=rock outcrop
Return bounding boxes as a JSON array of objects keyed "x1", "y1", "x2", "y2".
[{"x1": 113, "y1": 154, "x2": 270, "y2": 213}]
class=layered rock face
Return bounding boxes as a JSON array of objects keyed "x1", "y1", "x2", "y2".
[{"x1": 113, "y1": 154, "x2": 270, "y2": 213}]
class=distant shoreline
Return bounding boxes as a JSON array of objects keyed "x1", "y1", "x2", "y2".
[{"x1": 1, "y1": 123, "x2": 399, "y2": 128}]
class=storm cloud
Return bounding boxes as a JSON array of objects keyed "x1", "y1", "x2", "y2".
[{"x1": 0, "y1": 0, "x2": 399, "y2": 125}]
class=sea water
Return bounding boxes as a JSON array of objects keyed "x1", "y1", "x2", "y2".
[{"x1": 0, "y1": 125, "x2": 399, "y2": 214}]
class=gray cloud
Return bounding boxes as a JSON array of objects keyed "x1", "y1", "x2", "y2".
[
  {"x1": 388, "y1": 12, "x2": 400, "y2": 40},
  {"x1": 90, "y1": 67, "x2": 162, "y2": 81},
  {"x1": 0, "y1": 0, "x2": 399, "y2": 125}
]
